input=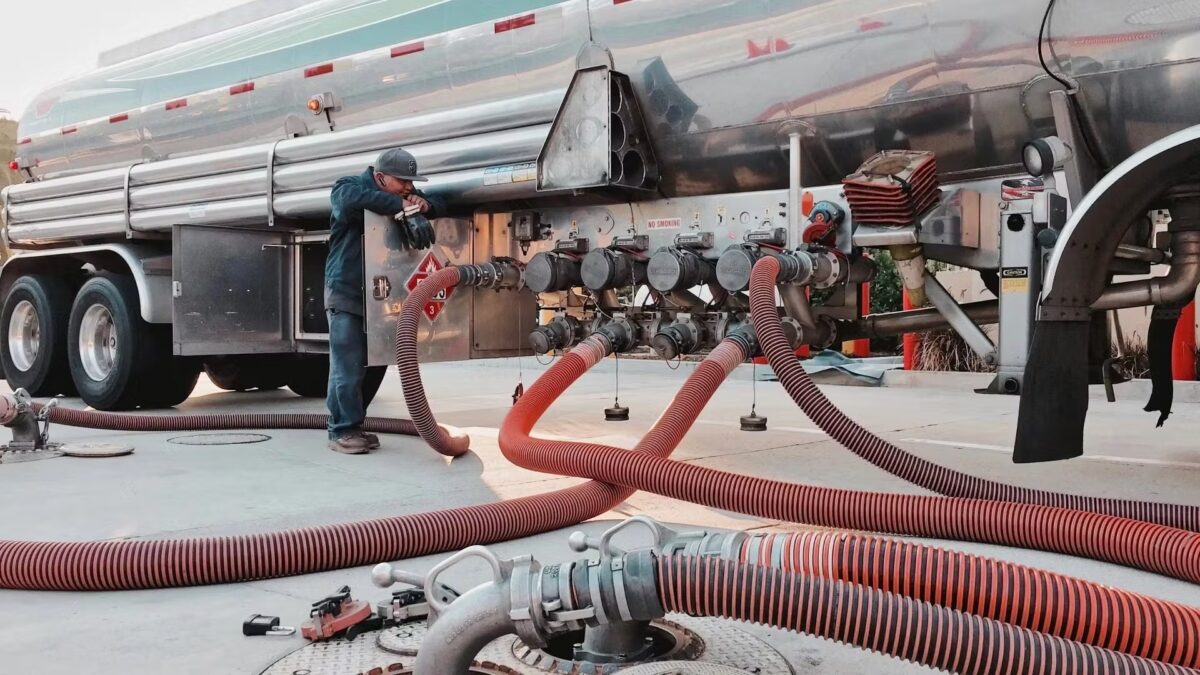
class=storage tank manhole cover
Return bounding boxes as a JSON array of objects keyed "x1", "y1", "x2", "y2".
[
  {"x1": 263, "y1": 614, "x2": 792, "y2": 674},
  {"x1": 168, "y1": 433, "x2": 271, "y2": 445},
  {"x1": 618, "y1": 663, "x2": 751, "y2": 674},
  {"x1": 60, "y1": 442, "x2": 134, "y2": 458}
]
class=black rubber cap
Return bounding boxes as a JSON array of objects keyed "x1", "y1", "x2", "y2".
[{"x1": 605, "y1": 405, "x2": 630, "y2": 422}]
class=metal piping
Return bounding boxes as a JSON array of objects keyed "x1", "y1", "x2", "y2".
[
  {"x1": 923, "y1": 274, "x2": 997, "y2": 363},
  {"x1": 1115, "y1": 243, "x2": 1168, "y2": 265},
  {"x1": 780, "y1": 285, "x2": 816, "y2": 330},
  {"x1": 412, "y1": 582, "x2": 513, "y2": 675},
  {"x1": 1092, "y1": 231, "x2": 1200, "y2": 311},
  {"x1": 788, "y1": 132, "x2": 802, "y2": 234},
  {"x1": 835, "y1": 301, "x2": 999, "y2": 341},
  {"x1": 661, "y1": 290, "x2": 706, "y2": 311}
]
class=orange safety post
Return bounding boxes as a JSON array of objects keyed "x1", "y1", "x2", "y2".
[
  {"x1": 902, "y1": 288, "x2": 918, "y2": 370},
  {"x1": 1172, "y1": 301, "x2": 1197, "y2": 380}
]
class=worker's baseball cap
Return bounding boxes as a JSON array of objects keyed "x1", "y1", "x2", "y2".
[{"x1": 376, "y1": 147, "x2": 428, "y2": 182}]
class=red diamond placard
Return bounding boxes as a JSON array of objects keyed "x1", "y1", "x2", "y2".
[{"x1": 404, "y1": 252, "x2": 453, "y2": 322}]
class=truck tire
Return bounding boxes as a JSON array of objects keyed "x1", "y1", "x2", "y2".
[
  {"x1": 203, "y1": 356, "x2": 288, "y2": 392},
  {"x1": 140, "y1": 326, "x2": 201, "y2": 408},
  {"x1": 1, "y1": 274, "x2": 77, "y2": 397},
  {"x1": 67, "y1": 274, "x2": 157, "y2": 410},
  {"x1": 286, "y1": 355, "x2": 329, "y2": 398}
]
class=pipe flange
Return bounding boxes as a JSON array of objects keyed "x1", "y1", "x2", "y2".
[
  {"x1": 810, "y1": 248, "x2": 848, "y2": 290},
  {"x1": 810, "y1": 315, "x2": 839, "y2": 350}
]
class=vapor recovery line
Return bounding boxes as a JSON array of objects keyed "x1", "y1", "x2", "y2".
[
  {"x1": 654, "y1": 554, "x2": 1200, "y2": 675},
  {"x1": 725, "y1": 529, "x2": 1200, "y2": 668},
  {"x1": 748, "y1": 256, "x2": 1200, "y2": 533}
]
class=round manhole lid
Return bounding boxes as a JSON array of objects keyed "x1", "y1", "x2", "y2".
[
  {"x1": 61, "y1": 442, "x2": 134, "y2": 458},
  {"x1": 619, "y1": 664, "x2": 750, "y2": 675},
  {"x1": 168, "y1": 433, "x2": 271, "y2": 446}
]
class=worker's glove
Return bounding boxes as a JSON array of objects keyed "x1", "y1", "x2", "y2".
[{"x1": 394, "y1": 213, "x2": 436, "y2": 251}]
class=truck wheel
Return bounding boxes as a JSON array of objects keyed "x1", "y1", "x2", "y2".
[
  {"x1": 1, "y1": 274, "x2": 77, "y2": 396},
  {"x1": 286, "y1": 355, "x2": 329, "y2": 398},
  {"x1": 67, "y1": 274, "x2": 156, "y2": 410},
  {"x1": 204, "y1": 356, "x2": 288, "y2": 392},
  {"x1": 140, "y1": 326, "x2": 201, "y2": 408},
  {"x1": 286, "y1": 357, "x2": 384, "y2": 407},
  {"x1": 363, "y1": 366, "x2": 386, "y2": 408}
]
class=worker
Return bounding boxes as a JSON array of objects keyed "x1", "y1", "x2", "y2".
[{"x1": 325, "y1": 148, "x2": 442, "y2": 454}]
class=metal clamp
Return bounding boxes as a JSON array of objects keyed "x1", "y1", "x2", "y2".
[
  {"x1": 266, "y1": 141, "x2": 283, "y2": 228},
  {"x1": 122, "y1": 162, "x2": 140, "y2": 240},
  {"x1": 569, "y1": 515, "x2": 681, "y2": 558},
  {"x1": 424, "y1": 545, "x2": 510, "y2": 616}
]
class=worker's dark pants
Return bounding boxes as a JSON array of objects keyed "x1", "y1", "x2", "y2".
[{"x1": 326, "y1": 309, "x2": 384, "y2": 439}]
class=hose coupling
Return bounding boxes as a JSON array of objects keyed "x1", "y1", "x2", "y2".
[
  {"x1": 530, "y1": 314, "x2": 583, "y2": 355},
  {"x1": 460, "y1": 258, "x2": 522, "y2": 290},
  {"x1": 595, "y1": 315, "x2": 640, "y2": 354},
  {"x1": 775, "y1": 249, "x2": 817, "y2": 286},
  {"x1": 724, "y1": 322, "x2": 762, "y2": 357}
]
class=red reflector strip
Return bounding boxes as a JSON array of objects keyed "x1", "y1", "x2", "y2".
[
  {"x1": 61, "y1": 126, "x2": 77, "y2": 135},
  {"x1": 391, "y1": 41, "x2": 425, "y2": 58},
  {"x1": 109, "y1": 113, "x2": 129, "y2": 123},
  {"x1": 613, "y1": 0, "x2": 633, "y2": 4},
  {"x1": 305, "y1": 63, "x2": 334, "y2": 77},
  {"x1": 230, "y1": 82, "x2": 255, "y2": 95},
  {"x1": 165, "y1": 98, "x2": 188, "y2": 111},
  {"x1": 495, "y1": 13, "x2": 535, "y2": 33},
  {"x1": 17, "y1": 137, "x2": 31, "y2": 145}
]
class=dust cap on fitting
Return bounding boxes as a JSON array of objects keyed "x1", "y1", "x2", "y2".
[{"x1": 376, "y1": 147, "x2": 428, "y2": 182}]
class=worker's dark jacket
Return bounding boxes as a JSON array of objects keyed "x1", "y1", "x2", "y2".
[{"x1": 324, "y1": 167, "x2": 445, "y2": 315}]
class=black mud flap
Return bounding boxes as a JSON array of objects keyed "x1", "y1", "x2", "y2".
[
  {"x1": 1013, "y1": 320, "x2": 1090, "y2": 463},
  {"x1": 1144, "y1": 306, "x2": 1182, "y2": 427}
]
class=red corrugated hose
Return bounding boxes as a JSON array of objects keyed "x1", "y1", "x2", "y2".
[
  {"x1": 498, "y1": 334, "x2": 1200, "y2": 584},
  {"x1": 734, "y1": 530, "x2": 1200, "y2": 668},
  {"x1": 393, "y1": 266, "x2": 471, "y2": 457},
  {"x1": 2, "y1": 262, "x2": 1199, "y2": 673},
  {"x1": 656, "y1": 554, "x2": 1200, "y2": 675},
  {"x1": 748, "y1": 256, "x2": 1200, "y2": 533},
  {"x1": 0, "y1": 300, "x2": 746, "y2": 590}
]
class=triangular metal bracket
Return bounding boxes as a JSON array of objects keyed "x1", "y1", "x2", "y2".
[{"x1": 537, "y1": 66, "x2": 659, "y2": 193}]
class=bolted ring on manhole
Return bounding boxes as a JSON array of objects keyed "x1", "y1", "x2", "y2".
[{"x1": 168, "y1": 433, "x2": 272, "y2": 446}]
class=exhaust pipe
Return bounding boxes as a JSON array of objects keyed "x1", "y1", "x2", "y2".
[{"x1": 1091, "y1": 231, "x2": 1200, "y2": 311}]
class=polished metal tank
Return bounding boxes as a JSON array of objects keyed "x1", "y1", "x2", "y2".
[{"x1": 11, "y1": 0, "x2": 1200, "y2": 202}]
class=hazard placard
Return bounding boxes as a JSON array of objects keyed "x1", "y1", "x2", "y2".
[{"x1": 404, "y1": 252, "x2": 453, "y2": 322}]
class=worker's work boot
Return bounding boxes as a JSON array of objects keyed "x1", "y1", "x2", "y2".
[
  {"x1": 329, "y1": 434, "x2": 372, "y2": 455},
  {"x1": 360, "y1": 432, "x2": 381, "y2": 449}
]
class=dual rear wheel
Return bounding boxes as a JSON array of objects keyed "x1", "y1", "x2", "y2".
[{"x1": 2, "y1": 273, "x2": 371, "y2": 410}]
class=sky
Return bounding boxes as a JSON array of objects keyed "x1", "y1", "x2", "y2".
[{"x1": 1, "y1": 0, "x2": 255, "y2": 119}]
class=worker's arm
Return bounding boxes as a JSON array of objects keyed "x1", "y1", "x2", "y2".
[{"x1": 331, "y1": 178, "x2": 408, "y2": 216}]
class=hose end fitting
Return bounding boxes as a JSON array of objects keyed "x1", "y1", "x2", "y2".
[
  {"x1": 596, "y1": 316, "x2": 640, "y2": 354},
  {"x1": 725, "y1": 323, "x2": 762, "y2": 358},
  {"x1": 776, "y1": 250, "x2": 816, "y2": 286},
  {"x1": 460, "y1": 258, "x2": 522, "y2": 290}
]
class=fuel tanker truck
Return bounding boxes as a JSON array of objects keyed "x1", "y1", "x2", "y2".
[{"x1": 4, "y1": 0, "x2": 1200, "y2": 463}]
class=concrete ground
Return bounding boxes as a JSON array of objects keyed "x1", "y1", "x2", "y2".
[{"x1": 1, "y1": 357, "x2": 1198, "y2": 674}]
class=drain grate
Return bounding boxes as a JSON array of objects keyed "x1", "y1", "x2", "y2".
[{"x1": 168, "y1": 433, "x2": 271, "y2": 446}]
